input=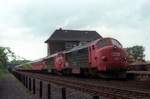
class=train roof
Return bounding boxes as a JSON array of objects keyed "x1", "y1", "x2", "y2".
[
  {"x1": 45, "y1": 37, "x2": 121, "y2": 58},
  {"x1": 46, "y1": 53, "x2": 59, "y2": 59},
  {"x1": 64, "y1": 38, "x2": 101, "y2": 53}
]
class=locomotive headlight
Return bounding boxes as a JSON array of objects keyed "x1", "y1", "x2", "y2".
[
  {"x1": 123, "y1": 58, "x2": 127, "y2": 61},
  {"x1": 101, "y1": 56, "x2": 107, "y2": 61},
  {"x1": 113, "y1": 45, "x2": 117, "y2": 50}
]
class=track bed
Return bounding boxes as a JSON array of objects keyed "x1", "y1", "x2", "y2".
[{"x1": 14, "y1": 71, "x2": 150, "y2": 99}]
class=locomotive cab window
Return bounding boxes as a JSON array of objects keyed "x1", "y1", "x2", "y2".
[
  {"x1": 111, "y1": 39, "x2": 122, "y2": 48},
  {"x1": 96, "y1": 39, "x2": 111, "y2": 48}
]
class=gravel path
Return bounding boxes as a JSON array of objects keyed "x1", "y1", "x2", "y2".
[{"x1": 0, "y1": 73, "x2": 37, "y2": 99}]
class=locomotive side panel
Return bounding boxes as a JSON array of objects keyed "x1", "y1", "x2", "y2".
[
  {"x1": 76, "y1": 48, "x2": 89, "y2": 67},
  {"x1": 66, "y1": 47, "x2": 89, "y2": 71}
]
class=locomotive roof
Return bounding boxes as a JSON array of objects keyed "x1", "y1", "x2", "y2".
[{"x1": 45, "y1": 28, "x2": 102, "y2": 43}]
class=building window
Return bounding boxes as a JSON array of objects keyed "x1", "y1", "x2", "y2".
[{"x1": 65, "y1": 42, "x2": 78, "y2": 50}]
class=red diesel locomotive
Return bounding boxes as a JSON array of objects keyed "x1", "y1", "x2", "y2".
[{"x1": 16, "y1": 37, "x2": 128, "y2": 78}]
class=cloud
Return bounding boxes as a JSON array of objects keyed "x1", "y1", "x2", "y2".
[
  {"x1": 0, "y1": 0, "x2": 150, "y2": 60},
  {"x1": 0, "y1": 25, "x2": 47, "y2": 60}
]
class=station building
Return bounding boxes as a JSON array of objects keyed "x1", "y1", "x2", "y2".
[{"x1": 45, "y1": 28, "x2": 102, "y2": 55}]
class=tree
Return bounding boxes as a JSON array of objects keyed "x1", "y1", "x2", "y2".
[
  {"x1": 126, "y1": 45, "x2": 145, "y2": 62},
  {"x1": 0, "y1": 47, "x2": 8, "y2": 68},
  {"x1": 0, "y1": 47, "x2": 10, "y2": 76},
  {"x1": 0, "y1": 47, "x2": 30, "y2": 76},
  {"x1": 0, "y1": 47, "x2": 29, "y2": 68}
]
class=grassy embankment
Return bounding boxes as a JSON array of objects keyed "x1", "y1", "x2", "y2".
[{"x1": 0, "y1": 65, "x2": 7, "y2": 78}]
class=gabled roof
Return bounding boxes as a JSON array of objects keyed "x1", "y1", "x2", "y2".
[{"x1": 45, "y1": 28, "x2": 102, "y2": 43}]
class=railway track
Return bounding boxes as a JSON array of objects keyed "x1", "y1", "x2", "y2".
[
  {"x1": 127, "y1": 70, "x2": 150, "y2": 81},
  {"x1": 14, "y1": 71, "x2": 150, "y2": 99}
]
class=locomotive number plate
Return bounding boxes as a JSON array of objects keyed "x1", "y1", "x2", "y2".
[{"x1": 112, "y1": 52, "x2": 120, "y2": 56}]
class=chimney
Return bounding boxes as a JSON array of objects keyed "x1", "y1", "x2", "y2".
[{"x1": 59, "y1": 27, "x2": 62, "y2": 30}]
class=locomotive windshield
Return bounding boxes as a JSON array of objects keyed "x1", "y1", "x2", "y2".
[
  {"x1": 96, "y1": 39, "x2": 111, "y2": 47},
  {"x1": 96, "y1": 38, "x2": 122, "y2": 48},
  {"x1": 111, "y1": 39, "x2": 122, "y2": 48}
]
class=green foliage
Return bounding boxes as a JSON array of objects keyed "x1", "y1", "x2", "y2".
[
  {"x1": 0, "y1": 47, "x2": 8, "y2": 67},
  {"x1": 0, "y1": 65, "x2": 7, "y2": 77},
  {"x1": 0, "y1": 47, "x2": 17, "y2": 66},
  {"x1": 0, "y1": 47, "x2": 9, "y2": 77},
  {"x1": 0, "y1": 47, "x2": 29, "y2": 77},
  {"x1": 126, "y1": 45, "x2": 145, "y2": 61},
  {"x1": 0, "y1": 46, "x2": 30, "y2": 66}
]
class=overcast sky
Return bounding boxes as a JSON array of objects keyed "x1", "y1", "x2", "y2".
[{"x1": 0, "y1": 0, "x2": 150, "y2": 60}]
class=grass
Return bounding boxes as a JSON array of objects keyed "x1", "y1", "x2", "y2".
[{"x1": 0, "y1": 65, "x2": 7, "y2": 78}]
